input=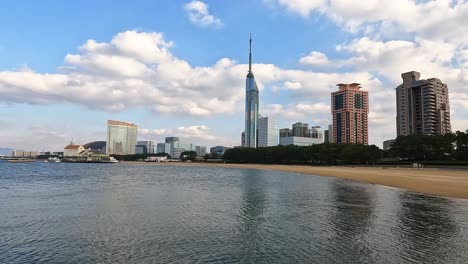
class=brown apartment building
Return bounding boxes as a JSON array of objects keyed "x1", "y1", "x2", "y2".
[
  {"x1": 331, "y1": 83, "x2": 369, "y2": 144},
  {"x1": 396, "y1": 71, "x2": 451, "y2": 136}
]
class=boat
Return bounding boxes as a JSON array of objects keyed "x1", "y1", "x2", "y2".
[
  {"x1": 45, "y1": 157, "x2": 61, "y2": 163},
  {"x1": 7, "y1": 158, "x2": 36, "y2": 163},
  {"x1": 101, "y1": 157, "x2": 119, "y2": 163}
]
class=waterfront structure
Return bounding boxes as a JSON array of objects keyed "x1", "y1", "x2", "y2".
[
  {"x1": 196, "y1": 146, "x2": 207, "y2": 157},
  {"x1": 11, "y1": 150, "x2": 39, "y2": 157},
  {"x1": 292, "y1": 122, "x2": 308, "y2": 137},
  {"x1": 279, "y1": 137, "x2": 323, "y2": 146},
  {"x1": 383, "y1": 139, "x2": 396, "y2": 151},
  {"x1": 170, "y1": 141, "x2": 196, "y2": 159},
  {"x1": 165, "y1": 137, "x2": 180, "y2": 144},
  {"x1": 156, "y1": 143, "x2": 171, "y2": 154},
  {"x1": 106, "y1": 120, "x2": 138, "y2": 155},
  {"x1": 332, "y1": 83, "x2": 369, "y2": 144},
  {"x1": 64, "y1": 144, "x2": 85, "y2": 157},
  {"x1": 136, "y1": 141, "x2": 155, "y2": 154},
  {"x1": 210, "y1": 146, "x2": 230, "y2": 156},
  {"x1": 396, "y1": 71, "x2": 451, "y2": 136},
  {"x1": 244, "y1": 34, "x2": 259, "y2": 148},
  {"x1": 258, "y1": 116, "x2": 278, "y2": 147}
]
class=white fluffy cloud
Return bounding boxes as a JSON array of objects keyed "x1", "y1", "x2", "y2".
[
  {"x1": 299, "y1": 51, "x2": 330, "y2": 66},
  {"x1": 184, "y1": 0, "x2": 223, "y2": 28}
]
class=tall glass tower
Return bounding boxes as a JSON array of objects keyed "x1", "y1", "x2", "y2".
[{"x1": 244, "y1": 34, "x2": 259, "y2": 148}]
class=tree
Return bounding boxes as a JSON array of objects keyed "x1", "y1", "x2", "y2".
[{"x1": 180, "y1": 151, "x2": 197, "y2": 162}]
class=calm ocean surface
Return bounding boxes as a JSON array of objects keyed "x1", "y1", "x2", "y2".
[{"x1": 1, "y1": 161, "x2": 468, "y2": 263}]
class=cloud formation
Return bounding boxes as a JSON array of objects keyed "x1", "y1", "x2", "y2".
[{"x1": 184, "y1": 0, "x2": 223, "y2": 28}]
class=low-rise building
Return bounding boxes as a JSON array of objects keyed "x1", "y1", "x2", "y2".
[
  {"x1": 210, "y1": 146, "x2": 230, "y2": 155},
  {"x1": 383, "y1": 139, "x2": 396, "y2": 151},
  {"x1": 11, "y1": 150, "x2": 39, "y2": 157},
  {"x1": 279, "y1": 137, "x2": 323, "y2": 146},
  {"x1": 64, "y1": 144, "x2": 85, "y2": 157},
  {"x1": 196, "y1": 146, "x2": 207, "y2": 157}
]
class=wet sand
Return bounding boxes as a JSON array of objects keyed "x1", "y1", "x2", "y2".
[{"x1": 150, "y1": 162, "x2": 468, "y2": 199}]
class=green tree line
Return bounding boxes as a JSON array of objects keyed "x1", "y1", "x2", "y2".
[{"x1": 223, "y1": 130, "x2": 468, "y2": 164}]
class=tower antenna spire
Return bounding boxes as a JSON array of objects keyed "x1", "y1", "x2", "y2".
[{"x1": 249, "y1": 33, "x2": 252, "y2": 74}]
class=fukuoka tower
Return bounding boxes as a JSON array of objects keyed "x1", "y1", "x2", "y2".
[{"x1": 244, "y1": 34, "x2": 259, "y2": 148}]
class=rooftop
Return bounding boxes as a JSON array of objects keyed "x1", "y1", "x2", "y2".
[
  {"x1": 107, "y1": 120, "x2": 137, "y2": 128},
  {"x1": 64, "y1": 144, "x2": 82, "y2": 150}
]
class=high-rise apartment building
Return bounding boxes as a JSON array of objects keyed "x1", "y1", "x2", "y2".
[
  {"x1": 258, "y1": 116, "x2": 278, "y2": 147},
  {"x1": 244, "y1": 34, "x2": 259, "y2": 148},
  {"x1": 331, "y1": 83, "x2": 369, "y2": 144},
  {"x1": 396, "y1": 71, "x2": 451, "y2": 136},
  {"x1": 106, "y1": 120, "x2": 138, "y2": 155},
  {"x1": 292, "y1": 122, "x2": 308, "y2": 137},
  {"x1": 279, "y1": 128, "x2": 292, "y2": 138}
]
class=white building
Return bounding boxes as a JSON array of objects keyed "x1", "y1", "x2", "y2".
[
  {"x1": 258, "y1": 116, "x2": 278, "y2": 147},
  {"x1": 279, "y1": 137, "x2": 323, "y2": 146},
  {"x1": 196, "y1": 146, "x2": 207, "y2": 157},
  {"x1": 64, "y1": 144, "x2": 85, "y2": 157},
  {"x1": 106, "y1": 120, "x2": 138, "y2": 155},
  {"x1": 11, "y1": 150, "x2": 39, "y2": 157}
]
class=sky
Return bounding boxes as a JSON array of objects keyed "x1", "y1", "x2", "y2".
[{"x1": 0, "y1": 0, "x2": 467, "y2": 151}]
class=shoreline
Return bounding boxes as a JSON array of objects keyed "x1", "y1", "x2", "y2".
[{"x1": 128, "y1": 162, "x2": 468, "y2": 200}]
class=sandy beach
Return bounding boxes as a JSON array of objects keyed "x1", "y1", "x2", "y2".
[{"x1": 146, "y1": 162, "x2": 468, "y2": 199}]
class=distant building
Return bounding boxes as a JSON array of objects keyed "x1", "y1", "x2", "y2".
[
  {"x1": 328, "y1": 124, "x2": 334, "y2": 143},
  {"x1": 170, "y1": 142, "x2": 196, "y2": 159},
  {"x1": 195, "y1": 146, "x2": 207, "y2": 157},
  {"x1": 244, "y1": 34, "x2": 259, "y2": 148},
  {"x1": 210, "y1": 146, "x2": 230, "y2": 155},
  {"x1": 156, "y1": 143, "x2": 171, "y2": 155},
  {"x1": 396, "y1": 71, "x2": 451, "y2": 136},
  {"x1": 64, "y1": 144, "x2": 85, "y2": 157},
  {"x1": 324, "y1": 130, "x2": 330, "y2": 143},
  {"x1": 241, "y1": 132, "x2": 245, "y2": 147},
  {"x1": 279, "y1": 137, "x2": 323, "y2": 146},
  {"x1": 279, "y1": 128, "x2": 292, "y2": 138},
  {"x1": 383, "y1": 139, "x2": 396, "y2": 151},
  {"x1": 292, "y1": 122, "x2": 308, "y2": 137},
  {"x1": 11, "y1": 150, "x2": 39, "y2": 157},
  {"x1": 83, "y1": 141, "x2": 106, "y2": 153},
  {"x1": 136, "y1": 141, "x2": 155, "y2": 154},
  {"x1": 106, "y1": 120, "x2": 138, "y2": 155},
  {"x1": 165, "y1": 137, "x2": 180, "y2": 144},
  {"x1": 308, "y1": 126, "x2": 323, "y2": 141},
  {"x1": 332, "y1": 83, "x2": 369, "y2": 144},
  {"x1": 258, "y1": 116, "x2": 278, "y2": 147}
]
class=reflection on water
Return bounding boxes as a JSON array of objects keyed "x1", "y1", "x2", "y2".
[
  {"x1": 329, "y1": 180, "x2": 376, "y2": 263},
  {"x1": 1, "y1": 162, "x2": 468, "y2": 263},
  {"x1": 397, "y1": 193, "x2": 462, "y2": 264}
]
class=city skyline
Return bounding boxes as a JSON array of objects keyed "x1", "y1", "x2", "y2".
[{"x1": 0, "y1": 0, "x2": 467, "y2": 151}]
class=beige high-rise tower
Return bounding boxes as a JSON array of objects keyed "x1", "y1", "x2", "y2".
[{"x1": 396, "y1": 71, "x2": 451, "y2": 136}]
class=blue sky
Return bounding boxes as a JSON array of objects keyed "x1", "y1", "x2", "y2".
[{"x1": 1, "y1": 0, "x2": 467, "y2": 151}]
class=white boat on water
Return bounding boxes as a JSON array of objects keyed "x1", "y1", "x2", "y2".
[
  {"x1": 102, "y1": 157, "x2": 119, "y2": 163},
  {"x1": 45, "y1": 157, "x2": 61, "y2": 163}
]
